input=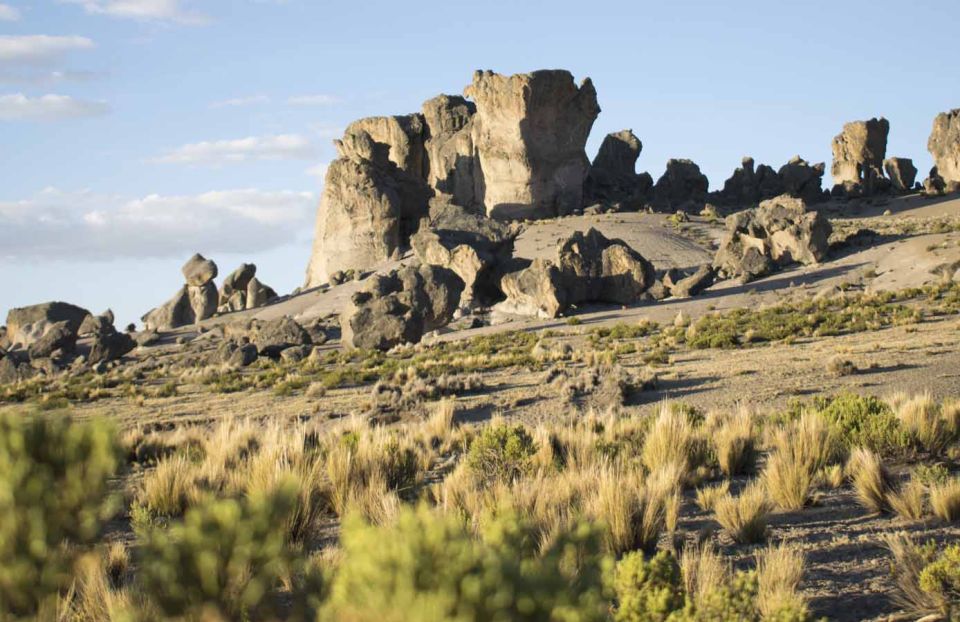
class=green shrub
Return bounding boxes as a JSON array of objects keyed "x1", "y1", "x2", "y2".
[
  {"x1": 811, "y1": 393, "x2": 912, "y2": 458},
  {"x1": 465, "y1": 423, "x2": 537, "y2": 484},
  {"x1": 324, "y1": 505, "x2": 610, "y2": 621},
  {"x1": 138, "y1": 480, "x2": 299, "y2": 621},
  {"x1": 612, "y1": 550, "x2": 684, "y2": 622},
  {"x1": 0, "y1": 414, "x2": 121, "y2": 617},
  {"x1": 919, "y1": 544, "x2": 960, "y2": 618}
]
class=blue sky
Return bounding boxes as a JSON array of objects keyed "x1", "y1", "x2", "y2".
[{"x1": 1, "y1": 0, "x2": 957, "y2": 327}]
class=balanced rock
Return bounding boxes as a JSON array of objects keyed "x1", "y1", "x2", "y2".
[
  {"x1": 182, "y1": 253, "x2": 218, "y2": 287},
  {"x1": 5, "y1": 301, "x2": 90, "y2": 350},
  {"x1": 585, "y1": 129, "x2": 653, "y2": 210},
  {"x1": 465, "y1": 69, "x2": 600, "y2": 219},
  {"x1": 557, "y1": 228, "x2": 656, "y2": 305},
  {"x1": 341, "y1": 264, "x2": 464, "y2": 350},
  {"x1": 778, "y1": 156, "x2": 826, "y2": 204},
  {"x1": 410, "y1": 198, "x2": 517, "y2": 308},
  {"x1": 652, "y1": 159, "x2": 709, "y2": 211},
  {"x1": 883, "y1": 158, "x2": 918, "y2": 193},
  {"x1": 927, "y1": 109, "x2": 960, "y2": 192},
  {"x1": 422, "y1": 95, "x2": 479, "y2": 211},
  {"x1": 713, "y1": 195, "x2": 831, "y2": 282},
  {"x1": 831, "y1": 118, "x2": 889, "y2": 197}
]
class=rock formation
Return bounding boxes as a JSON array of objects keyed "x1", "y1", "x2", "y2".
[
  {"x1": 778, "y1": 156, "x2": 826, "y2": 204},
  {"x1": 142, "y1": 254, "x2": 219, "y2": 330},
  {"x1": 584, "y1": 129, "x2": 653, "y2": 210},
  {"x1": 883, "y1": 158, "x2": 918, "y2": 193},
  {"x1": 5, "y1": 301, "x2": 90, "y2": 350},
  {"x1": 713, "y1": 195, "x2": 831, "y2": 282},
  {"x1": 410, "y1": 197, "x2": 517, "y2": 309},
  {"x1": 219, "y1": 263, "x2": 257, "y2": 311},
  {"x1": 182, "y1": 253, "x2": 218, "y2": 287},
  {"x1": 341, "y1": 264, "x2": 464, "y2": 350},
  {"x1": 498, "y1": 259, "x2": 568, "y2": 319},
  {"x1": 422, "y1": 95, "x2": 479, "y2": 211},
  {"x1": 715, "y1": 157, "x2": 784, "y2": 206},
  {"x1": 926, "y1": 109, "x2": 960, "y2": 194},
  {"x1": 465, "y1": 69, "x2": 600, "y2": 219},
  {"x1": 652, "y1": 159, "x2": 709, "y2": 211},
  {"x1": 831, "y1": 118, "x2": 889, "y2": 197}
]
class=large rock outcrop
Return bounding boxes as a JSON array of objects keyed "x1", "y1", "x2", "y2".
[
  {"x1": 5, "y1": 302, "x2": 90, "y2": 350},
  {"x1": 341, "y1": 264, "x2": 464, "y2": 350},
  {"x1": 713, "y1": 195, "x2": 831, "y2": 282},
  {"x1": 464, "y1": 69, "x2": 600, "y2": 219},
  {"x1": 926, "y1": 109, "x2": 960, "y2": 194},
  {"x1": 715, "y1": 157, "x2": 784, "y2": 206},
  {"x1": 217, "y1": 263, "x2": 277, "y2": 313},
  {"x1": 778, "y1": 156, "x2": 826, "y2": 204},
  {"x1": 497, "y1": 228, "x2": 655, "y2": 318},
  {"x1": 584, "y1": 129, "x2": 653, "y2": 210},
  {"x1": 422, "y1": 95, "x2": 479, "y2": 211},
  {"x1": 831, "y1": 118, "x2": 889, "y2": 196},
  {"x1": 410, "y1": 198, "x2": 517, "y2": 308},
  {"x1": 142, "y1": 254, "x2": 219, "y2": 330},
  {"x1": 652, "y1": 159, "x2": 709, "y2": 211}
]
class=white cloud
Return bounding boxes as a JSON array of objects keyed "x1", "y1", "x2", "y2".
[
  {"x1": 209, "y1": 94, "x2": 271, "y2": 109},
  {"x1": 288, "y1": 94, "x2": 340, "y2": 106},
  {"x1": 0, "y1": 68, "x2": 105, "y2": 85},
  {"x1": 0, "y1": 35, "x2": 95, "y2": 65},
  {"x1": 60, "y1": 0, "x2": 207, "y2": 24},
  {"x1": 305, "y1": 162, "x2": 328, "y2": 180},
  {"x1": 0, "y1": 187, "x2": 316, "y2": 260},
  {"x1": 154, "y1": 134, "x2": 317, "y2": 165},
  {"x1": 0, "y1": 93, "x2": 110, "y2": 121},
  {"x1": 0, "y1": 4, "x2": 20, "y2": 21}
]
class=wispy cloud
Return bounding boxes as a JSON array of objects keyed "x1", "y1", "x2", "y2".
[
  {"x1": 209, "y1": 94, "x2": 271, "y2": 109},
  {"x1": 154, "y1": 134, "x2": 317, "y2": 165},
  {"x1": 287, "y1": 93, "x2": 340, "y2": 106},
  {"x1": 0, "y1": 4, "x2": 20, "y2": 21},
  {"x1": 0, "y1": 93, "x2": 110, "y2": 121},
  {"x1": 305, "y1": 162, "x2": 328, "y2": 180},
  {"x1": 0, "y1": 187, "x2": 315, "y2": 260},
  {"x1": 60, "y1": 0, "x2": 208, "y2": 25},
  {"x1": 0, "y1": 35, "x2": 95, "y2": 65}
]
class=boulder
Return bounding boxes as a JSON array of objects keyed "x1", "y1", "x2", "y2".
[
  {"x1": 341, "y1": 264, "x2": 464, "y2": 350},
  {"x1": 884, "y1": 157, "x2": 918, "y2": 193},
  {"x1": 26, "y1": 321, "x2": 77, "y2": 359},
  {"x1": 0, "y1": 353, "x2": 33, "y2": 384},
  {"x1": 142, "y1": 282, "x2": 216, "y2": 331},
  {"x1": 422, "y1": 95, "x2": 480, "y2": 211},
  {"x1": 652, "y1": 159, "x2": 709, "y2": 211},
  {"x1": 464, "y1": 69, "x2": 600, "y2": 219},
  {"x1": 927, "y1": 109, "x2": 960, "y2": 191},
  {"x1": 666, "y1": 264, "x2": 716, "y2": 298},
  {"x1": 778, "y1": 156, "x2": 826, "y2": 204},
  {"x1": 188, "y1": 283, "x2": 218, "y2": 322},
  {"x1": 245, "y1": 277, "x2": 278, "y2": 310},
  {"x1": 182, "y1": 253, "x2": 218, "y2": 287},
  {"x1": 831, "y1": 118, "x2": 889, "y2": 196},
  {"x1": 715, "y1": 157, "x2": 784, "y2": 206},
  {"x1": 713, "y1": 195, "x2": 831, "y2": 282},
  {"x1": 497, "y1": 259, "x2": 569, "y2": 319},
  {"x1": 410, "y1": 198, "x2": 517, "y2": 307},
  {"x1": 556, "y1": 228, "x2": 656, "y2": 305},
  {"x1": 5, "y1": 301, "x2": 90, "y2": 350},
  {"x1": 249, "y1": 318, "x2": 311, "y2": 358},
  {"x1": 304, "y1": 130, "x2": 405, "y2": 288},
  {"x1": 585, "y1": 129, "x2": 653, "y2": 210},
  {"x1": 213, "y1": 341, "x2": 258, "y2": 367},
  {"x1": 87, "y1": 331, "x2": 135, "y2": 365},
  {"x1": 219, "y1": 263, "x2": 257, "y2": 308},
  {"x1": 79, "y1": 312, "x2": 115, "y2": 337}
]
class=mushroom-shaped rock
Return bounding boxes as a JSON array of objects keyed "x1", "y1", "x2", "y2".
[{"x1": 181, "y1": 253, "x2": 218, "y2": 287}]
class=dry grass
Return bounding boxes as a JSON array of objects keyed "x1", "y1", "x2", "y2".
[
  {"x1": 641, "y1": 403, "x2": 701, "y2": 481},
  {"x1": 710, "y1": 406, "x2": 757, "y2": 476},
  {"x1": 680, "y1": 544, "x2": 729, "y2": 610},
  {"x1": 137, "y1": 454, "x2": 205, "y2": 518},
  {"x1": 929, "y1": 476, "x2": 960, "y2": 522},
  {"x1": 755, "y1": 542, "x2": 808, "y2": 619},
  {"x1": 895, "y1": 393, "x2": 953, "y2": 456},
  {"x1": 695, "y1": 481, "x2": 730, "y2": 512},
  {"x1": 425, "y1": 398, "x2": 457, "y2": 443},
  {"x1": 847, "y1": 447, "x2": 891, "y2": 514},
  {"x1": 764, "y1": 414, "x2": 838, "y2": 511},
  {"x1": 882, "y1": 532, "x2": 945, "y2": 618},
  {"x1": 817, "y1": 464, "x2": 845, "y2": 490},
  {"x1": 888, "y1": 479, "x2": 928, "y2": 522},
  {"x1": 714, "y1": 482, "x2": 771, "y2": 544}
]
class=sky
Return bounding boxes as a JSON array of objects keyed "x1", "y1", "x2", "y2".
[{"x1": 0, "y1": 0, "x2": 958, "y2": 327}]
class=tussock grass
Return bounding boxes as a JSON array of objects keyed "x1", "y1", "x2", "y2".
[
  {"x1": 888, "y1": 479, "x2": 927, "y2": 522},
  {"x1": 695, "y1": 481, "x2": 730, "y2": 512},
  {"x1": 680, "y1": 544, "x2": 729, "y2": 610},
  {"x1": 847, "y1": 447, "x2": 892, "y2": 514},
  {"x1": 641, "y1": 403, "x2": 702, "y2": 482},
  {"x1": 714, "y1": 482, "x2": 771, "y2": 544},
  {"x1": 710, "y1": 406, "x2": 757, "y2": 477},
  {"x1": 895, "y1": 393, "x2": 953, "y2": 457},
  {"x1": 756, "y1": 542, "x2": 808, "y2": 620},
  {"x1": 764, "y1": 414, "x2": 839, "y2": 510},
  {"x1": 883, "y1": 533, "x2": 945, "y2": 618},
  {"x1": 929, "y1": 477, "x2": 960, "y2": 522}
]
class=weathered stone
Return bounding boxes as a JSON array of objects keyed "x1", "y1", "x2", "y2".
[
  {"x1": 212, "y1": 341, "x2": 258, "y2": 367},
  {"x1": 135, "y1": 329, "x2": 160, "y2": 347},
  {"x1": 304, "y1": 131, "x2": 404, "y2": 288},
  {"x1": 585, "y1": 129, "x2": 653, "y2": 209},
  {"x1": 245, "y1": 277, "x2": 278, "y2": 310},
  {"x1": 831, "y1": 118, "x2": 889, "y2": 196},
  {"x1": 928, "y1": 109, "x2": 960, "y2": 190},
  {"x1": 667, "y1": 264, "x2": 716, "y2": 298},
  {"x1": 556, "y1": 228, "x2": 656, "y2": 305},
  {"x1": 279, "y1": 345, "x2": 311, "y2": 363},
  {"x1": 497, "y1": 259, "x2": 569, "y2": 319},
  {"x1": 188, "y1": 282, "x2": 218, "y2": 322},
  {"x1": 713, "y1": 195, "x2": 831, "y2": 282},
  {"x1": 341, "y1": 264, "x2": 464, "y2": 350},
  {"x1": 79, "y1": 312, "x2": 114, "y2": 337},
  {"x1": 715, "y1": 157, "x2": 784, "y2": 206},
  {"x1": 464, "y1": 69, "x2": 600, "y2": 219},
  {"x1": 218, "y1": 290, "x2": 247, "y2": 314},
  {"x1": 249, "y1": 318, "x2": 311, "y2": 358},
  {"x1": 5, "y1": 302, "x2": 90, "y2": 350},
  {"x1": 422, "y1": 95, "x2": 479, "y2": 211},
  {"x1": 181, "y1": 253, "x2": 218, "y2": 287},
  {"x1": 27, "y1": 321, "x2": 77, "y2": 359},
  {"x1": 87, "y1": 331, "x2": 135, "y2": 365},
  {"x1": 220, "y1": 263, "x2": 256, "y2": 305},
  {"x1": 778, "y1": 156, "x2": 826, "y2": 204},
  {"x1": 410, "y1": 198, "x2": 517, "y2": 307},
  {"x1": 883, "y1": 158, "x2": 917, "y2": 193},
  {"x1": 652, "y1": 159, "x2": 709, "y2": 211},
  {"x1": 142, "y1": 283, "x2": 214, "y2": 331}
]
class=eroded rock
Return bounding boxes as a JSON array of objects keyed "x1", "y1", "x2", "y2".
[
  {"x1": 422, "y1": 95, "x2": 479, "y2": 211},
  {"x1": 927, "y1": 109, "x2": 960, "y2": 193},
  {"x1": 778, "y1": 156, "x2": 826, "y2": 204},
  {"x1": 585, "y1": 129, "x2": 653, "y2": 210},
  {"x1": 182, "y1": 253, "x2": 218, "y2": 287},
  {"x1": 652, "y1": 159, "x2": 709, "y2": 211},
  {"x1": 831, "y1": 117, "x2": 889, "y2": 197},
  {"x1": 5, "y1": 302, "x2": 90, "y2": 350},
  {"x1": 884, "y1": 157, "x2": 918, "y2": 193}
]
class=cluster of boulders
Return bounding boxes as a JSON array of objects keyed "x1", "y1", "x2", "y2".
[
  {"x1": 213, "y1": 316, "x2": 321, "y2": 367},
  {"x1": 142, "y1": 255, "x2": 277, "y2": 330},
  {"x1": 713, "y1": 195, "x2": 832, "y2": 282},
  {"x1": 0, "y1": 302, "x2": 135, "y2": 382},
  {"x1": 713, "y1": 156, "x2": 827, "y2": 207}
]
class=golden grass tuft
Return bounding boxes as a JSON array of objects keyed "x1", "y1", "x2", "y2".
[
  {"x1": 641, "y1": 403, "x2": 701, "y2": 481},
  {"x1": 695, "y1": 481, "x2": 729, "y2": 512},
  {"x1": 756, "y1": 542, "x2": 808, "y2": 619},
  {"x1": 928, "y1": 476, "x2": 960, "y2": 522},
  {"x1": 710, "y1": 406, "x2": 757, "y2": 477},
  {"x1": 895, "y1": 393, "x2": 952, "y2": 456},
  {"x1": 846, "y1": 447, "x2": 891, "y2": 514},
  {"x1": 882, "y1": 532, "x2": 945, "y2": 618},
  {"x1": 887, "y1": 479, "x2": 927, "y2": 522},
  {"x1": 714, "y1": 482, "x2": 771, "y2": 544},
  {"x1": 680, "y1": 544, "x2": 729, "y2": 610}
]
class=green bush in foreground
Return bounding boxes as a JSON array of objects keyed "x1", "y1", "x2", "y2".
[
  {"x1": 324, "y1": 505, "x2": 610, "y2": 622},
  {"x1": 808, "y1": 393, "x2": 912, "y2": 458},
  {"x1": 465, "y1": 423, "x2": 537, "y2": 484},
  {"x1": 919, "y1": 544, "x2": 960, "y2": 618},
  {"x1": 0, "y1": 414, "x2": 121, "y2": 617}
]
